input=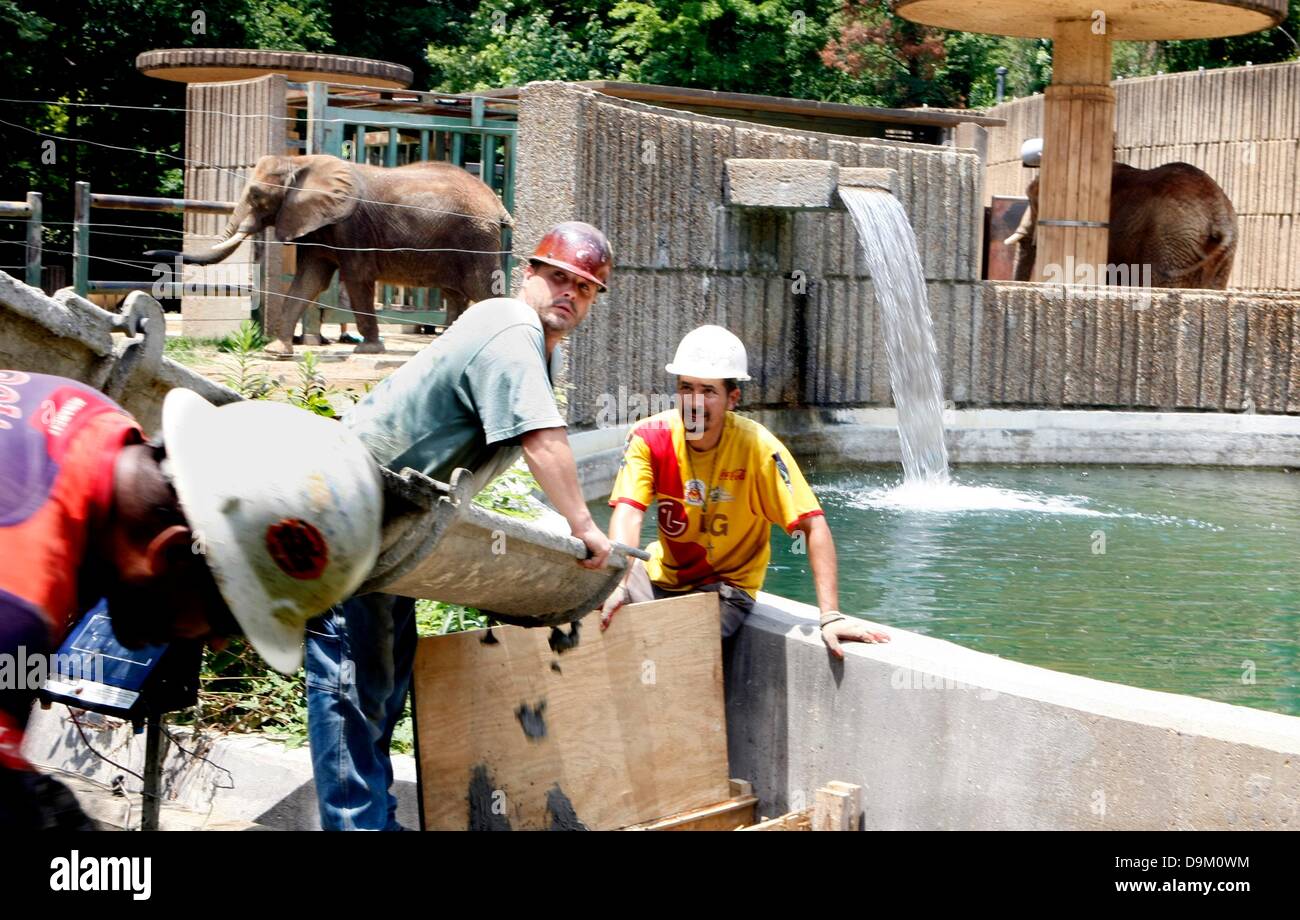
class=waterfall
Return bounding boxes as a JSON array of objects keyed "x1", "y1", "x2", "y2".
[{"x1": 839, "y1": 187, "x2": 950, "y2": 485}]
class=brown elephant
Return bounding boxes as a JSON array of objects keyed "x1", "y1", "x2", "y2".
[
  {"x1": 1005, "y1": 161, "x2": 1236, "y2": 289},
  {"x1": 149, "y1": 154, "x2": 512, "y2": 355}
]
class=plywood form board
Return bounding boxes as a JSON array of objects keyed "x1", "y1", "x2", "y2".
[{"x1": 413, "y1": 592, "x2": 730, "y2": 830}]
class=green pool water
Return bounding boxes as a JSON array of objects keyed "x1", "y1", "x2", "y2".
[{"x1": 590, "y1": 464, "x2": 1300, "y2": 717}]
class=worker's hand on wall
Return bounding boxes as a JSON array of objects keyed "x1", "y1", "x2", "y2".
[{"x1": 820, "y1": 615, "x2": 890, "y2": 659}]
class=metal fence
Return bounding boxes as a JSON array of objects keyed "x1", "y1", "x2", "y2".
[
  {"x1": 0, "y1": 192, "x2": 43, "y2": 288},
  {"x1": 287, "y1": 80, "x2": 518, "y2": 328}
]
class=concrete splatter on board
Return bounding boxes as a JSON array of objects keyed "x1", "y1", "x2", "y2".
[
  {"x1": 550, "y1": 660, "x2": 562, "y2": 674},
  {"x1": 467, "y1": 764, "x2": 511, "y2": 831},
  {"x1": 515, "y1": 699, "x2": 547, "y2": 740},
  {"x1": 546, "y1": 785, "x2": 589, "y2": 831},
  {"x1": 548, "y1": 621, "x2": 580, "y2": 654}
]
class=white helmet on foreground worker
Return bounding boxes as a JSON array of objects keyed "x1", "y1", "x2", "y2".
[
  {"x1": 665, "y1": 324, "x2": 752, "y2": 381},
  {"x1": 161, "y1": 388, "x2": 382, "y2": 674}
]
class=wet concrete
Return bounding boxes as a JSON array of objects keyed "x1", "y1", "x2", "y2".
[
  {"x1": 515, "y1": 700, "x2": 548, "y2": 740},
  {"x1": 548, "y1": 622, "x2": 581, "y2": 654},
  {"x1": 467, "y1": 764, "x2": 511, "y2": 831},
  {"x1": 545, "y1": 785, "x2": 588, "y2": 831}
]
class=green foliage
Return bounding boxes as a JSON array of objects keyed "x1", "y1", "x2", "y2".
[
  {"x1": 287, "y1": 350, "x2": 339, "y2": 417},
  {"x1": 473, "y1": 461, "x2": 543, "y2": 519},
  {"x1": 428, "y1": 2, "x2": 625, "y2": 92},
  {"x1": 242, "y1": 0, "x2": 335, "y2": 51},
  {"x1": 415, "y1": 599, "x2": 492, "y2": 635},
  {"x1": 178, "y1": 638, "x2": 310, "y2": 747},
  {"x1": 163, "y1": 334, "x2": 221, "y2": 364},
  {"x1": 217, "y1": 320, "x2": 277, "y2": 399}
]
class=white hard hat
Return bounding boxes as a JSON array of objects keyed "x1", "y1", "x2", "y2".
[
  {"x1": 161, "y1": 388, "x2": 382, "y2": 674},
  {"x1": 665, "y1": 325, "x2": 751, "y2": 381}
]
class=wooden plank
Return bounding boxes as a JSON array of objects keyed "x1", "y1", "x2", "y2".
[
  {"x1": 743, "y1": 810, "x2": 812, "y2": 832},
  {"x1": 813, "y1": 781, "x2": 862, "y2": 831},
  {"x1": 413, "y1": 593, "x2": 728, "y2": 830},
  {"x1": 623, "y1": 794, "x2": 758, "y2": 831}
]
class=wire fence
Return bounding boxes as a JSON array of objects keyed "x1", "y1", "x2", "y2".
[{"x1": 0, "y1": 87, "x2": 524, "y2": 327}]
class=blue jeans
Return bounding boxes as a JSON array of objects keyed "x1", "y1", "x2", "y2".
[{"x1": 305, "y1": 592, "x2": 417, "y2": 831}]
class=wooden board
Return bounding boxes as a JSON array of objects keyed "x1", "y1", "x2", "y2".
[{"x1": 412, "y1": 593, "x2": 728, "y2": 830}]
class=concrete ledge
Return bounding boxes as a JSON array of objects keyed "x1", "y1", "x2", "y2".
[
  {"x1": 726, "y1": 594, "x2": 1300, "y2": 830},
  {"x1": 767, "y1": 406, "x2": 1300, "y2": 468},
  {"x1": 570, "y1": 408, "x2": 1300, "y2": 484},
  {"x1": 724, "y1": 158, "x2": 841, "y2": 210}
]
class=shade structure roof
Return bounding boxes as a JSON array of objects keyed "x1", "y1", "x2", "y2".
[
  {"x1": 137, "y1": 49, "x2": 412, "y2": 89},
  {"x1": 891, "y1": 0, "x2": 1287, "y2": 41}
]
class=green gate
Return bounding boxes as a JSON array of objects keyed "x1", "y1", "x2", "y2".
[{"x1": 288, "y1": 81, "x2": 517, "y2": 331}]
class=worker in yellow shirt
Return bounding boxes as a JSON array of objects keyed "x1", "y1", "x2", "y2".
[{"x1": 599, "y1": 325, "x2": 889, "y2": 657}]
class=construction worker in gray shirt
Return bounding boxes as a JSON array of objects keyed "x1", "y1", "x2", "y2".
[{"x1": 305, "y1": 222, "x2": 613, "y2": 830}]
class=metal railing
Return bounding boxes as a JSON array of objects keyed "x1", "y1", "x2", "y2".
[
  {"x1": 288, "y1": 80, "x2": 518, "y2": 328},
  {"x1": 0, "y1": 192, "x2": 43, "y2": 287},
  {"x1": 72, "y1": 182, "x2": 245, "y2": 298}
]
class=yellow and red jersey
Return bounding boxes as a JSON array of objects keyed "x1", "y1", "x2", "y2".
[
  {"x1": 609, "y1": 409, "x2": 823, "y2": 597},
  {"x1": 0, "y1": 372, "x2": 140, "y2": 771}
]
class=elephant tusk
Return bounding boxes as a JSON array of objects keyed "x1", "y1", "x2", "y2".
[{"x1": 1004, "y1": 231, "x2": 1025, "y2": 246}]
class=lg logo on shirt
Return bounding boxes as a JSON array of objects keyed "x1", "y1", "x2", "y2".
[
  {"x1": 658, "y1": 500, "x2": 729, "y2": 538},
  {"x1": 658, "y1": 499, "x2": 689, "y2": 538}
]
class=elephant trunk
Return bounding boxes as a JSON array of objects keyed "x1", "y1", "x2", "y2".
[{"x1": 143, "y1": 203, "x2": 258, "y2": 264}]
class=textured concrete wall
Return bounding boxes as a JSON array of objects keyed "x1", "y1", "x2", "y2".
[
  {"x1": 183, "y1": 75, "x2": 289, "y2": 336},
  {"x1": 985, "y1": 61, "x2": 1300, "y2": 291},
  {"x1": 978, "y1": 281, "x2": 1300, "y2": 412},
  {"x1": 726, "y1": 595, "x2": 1300, "y2": 830},
  {"x1": 0, "y1": 271, "x2": 239, "y2": 431},
  {"x1": 514, "y1": 82, "x2": 984, "y2": 425}
]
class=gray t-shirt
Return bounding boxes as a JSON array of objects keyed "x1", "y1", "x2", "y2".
[{"x1": 343, "y1": 297, "x2": 565, "y2": 491}]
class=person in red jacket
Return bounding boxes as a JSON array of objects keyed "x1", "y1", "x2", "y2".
[{"x1": 0, "y1": 372, "x2": 382, "y2": 828}]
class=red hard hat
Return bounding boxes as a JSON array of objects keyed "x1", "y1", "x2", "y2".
[{"x1": 529, "y1": 221, "x2": 613, "y2": 291}]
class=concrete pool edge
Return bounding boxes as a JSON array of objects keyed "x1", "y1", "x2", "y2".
[
  {"x1": 727, "y1": 594, "x2": 1300, "y2": 830},
  {"x1": 573, "y1": 411, "x2": 1300, "y2": 829},
  {"x1": 569, "y1": 407, "x2": 1300, "y2": 496}
]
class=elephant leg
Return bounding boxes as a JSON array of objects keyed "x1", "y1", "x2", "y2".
[
  {"x1": 440, "y1": 288, "x2": 471, "y2": 328},
  {"x1": 267, "y1": 257, "x2": 336, "y2": 356},
  {"x1": 344, "y1": 277, "x2": 385, "y2": 354},
  {"x1": 300, "y1": 297, "x2": 326, "y2": 346},
  {"x1": 304, "y1": 286, "x2": 349, "y2": 346}
]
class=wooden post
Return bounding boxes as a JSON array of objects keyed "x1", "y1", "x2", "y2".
[
  {"x1": 1033, "y1": 19, "x2": 1114, "y2": 285},
  {"x1": 73, "y1": 182, "x2": 90, "y2": 297},
  {"x1": 24, "y1": 192, "x2": 41, "y2": 289}
]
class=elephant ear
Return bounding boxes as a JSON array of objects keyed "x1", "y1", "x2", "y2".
[{"x1": 276, "y1": 156, "x2": 359, "y2": 242}]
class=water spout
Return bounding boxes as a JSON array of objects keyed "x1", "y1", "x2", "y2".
[{"x1": 839, "y1": 186, "x2": 950, "y2": 485}]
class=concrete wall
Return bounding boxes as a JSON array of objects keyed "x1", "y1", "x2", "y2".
[
  {"x1": 514, "y1": 82, "x2": 985, "y2": 424},
  {"x1": 726, "y1": 595, "x2": 1300, "y2": 830},
  {"x1": 517, "y1": 82, "x2": 1300, "y2": 421},
  {"x1": 985, "y1": 61, "x2": 1300, "y2": 292},
  {"x1": 183, "y1": 75, "x2": 289, "y2": 337},
  {"x1": 977, "y1": 281, "x2": 1300, "y2": 412}
]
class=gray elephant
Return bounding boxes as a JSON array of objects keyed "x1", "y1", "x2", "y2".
[
  {"x1": 1006, "y1": 161, "x2": 1236, "y2": 289},
  {"x1": 149, "y1": 154, "x2": 512, "y2": 355}
]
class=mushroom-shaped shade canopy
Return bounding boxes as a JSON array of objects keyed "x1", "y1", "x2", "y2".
[
  {"x1": 891, "y1": 0, "x2": 1286, "y2": 41},
  {"x1": 137, "y1": 48, "x2": 413, "y2": 89}
]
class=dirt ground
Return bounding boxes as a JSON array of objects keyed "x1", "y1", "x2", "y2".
[{"x1": 165, "y1": 317, "x2": 436, "y2": 396}]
